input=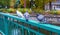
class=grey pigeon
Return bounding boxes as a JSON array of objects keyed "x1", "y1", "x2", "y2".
[{"x1": 37, "y1": 14, "x2": 44, "y2": 22}]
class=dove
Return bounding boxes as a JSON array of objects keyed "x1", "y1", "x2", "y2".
[
  {"x1": 24, "y1": 11, "x2": 30, "y2": 21},
  {"x1": 37, "y1": 14, "x2": 44, "y2": 22},
  {"x1": 16, "y1": 10, "x2": 24, "y2": 18}
]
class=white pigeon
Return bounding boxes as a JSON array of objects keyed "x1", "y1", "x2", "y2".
[{"x1": 16, "y1": 10, "x2": 24, "y2": 18}]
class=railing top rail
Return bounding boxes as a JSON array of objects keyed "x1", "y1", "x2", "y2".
[
  {"x1": 0, "y1": 12, "x2": 60, "y2": 34},
  {"x1": 0, "y1": 30, "x2": 5, "y2": 35}
]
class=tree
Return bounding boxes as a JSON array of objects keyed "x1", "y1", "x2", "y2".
[
  {"x1": 0, "y1": 0, "x2": 10, "y2": 8},
  {"x1": 20, "y1": 0, "x2": 24, "y2": 7},
  {"x1": 34, "y1": 0, "x2": 48, "y2": 10},
  {"x1": 16, "y1": 0, "x2": 56, "y2": 10},
  {"x1": 34, "y1": 0, "x2": 56, "y2": 10}
]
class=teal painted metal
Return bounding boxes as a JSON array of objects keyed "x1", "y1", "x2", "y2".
[
  {"x1": 4, "y1": 16, "x2": 8, "y2": 35},
  {"x1": 8, "y1": 20, "x2": 43, "y2": 35},
  {"x1": 0, "y1": 31, "x2": 5, "y2": 35},
  {"x1": 22, "y1": 27, "x2": 24, "y2": 35},
  {"x1": 0, "y1": 12, "x2": 60, "y2": 35}
]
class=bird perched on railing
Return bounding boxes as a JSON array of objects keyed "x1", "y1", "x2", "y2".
[
  {"x1": 36, "y1": 14, "x2": 45, "y2": 22},
  {"x1": 16, "y1": 10, "x2": 25, "y2": 18},
  {"x1": 24, "y1": 11, "x2": 30, "y2": 21}
]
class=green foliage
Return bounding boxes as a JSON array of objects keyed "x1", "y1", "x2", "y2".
[
  {"x1": 6, "y1": 9, "x2": 12, "y2": 13},
  {"x1": 0, "y1": 9, "x2": 3, "y2": 12},
  {"x1": 50, "y1": 10, "x2": 57, "y2": 15},
  {"x1": 48, "y1": 10, "x2": 60, "y2": 15},
  {"x1": 0, "y1": 0, "x2": 10, "y2": 6},
  {"x1": 32, "y1": 8, "x2": 44, "y2": 14},
  {"x1": 35, "y1": 0, "x2": 56, "y2": 10},
  {"x1": 1, "y1": 8, "x2": 15, "y2": 13},
  {"x1": 18, "y1": 8, "x2": 32, "y2": 14}
]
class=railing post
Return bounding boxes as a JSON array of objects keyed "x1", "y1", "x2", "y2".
[
  {"x1": 28, "y1": 30, "x2": 30, "y2": 35},
  {"x1": 4, "y1": 16, "x2": 8, "y2": 35},
  {"x1": 22, "y1": 27, "x2": 24, "y2": 35},
  {"x1": 50, "y1": 32, "x2": 52, "y2": 35}
]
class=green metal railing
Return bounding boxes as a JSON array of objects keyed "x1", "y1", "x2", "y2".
[{"x1": 0, "y1": 12, "x2": 60, "y2": 35}]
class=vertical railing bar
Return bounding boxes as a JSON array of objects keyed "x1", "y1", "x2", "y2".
[
  {"x1": 35, "y1": 33, "x2": 37, "y2": 35},
  {"x1": 16, "y1": 20, "x2": 19, "y2": 35},
  {"x1": 22, "y1": 27, "x2": 24, "y2": 35},
  {"x1": 38, "y1": 28, "x2": 40, "y2": 33},
  {"x1": 50, "y1": 32, "x2": 52, "y2": 35},
  {"x1": 28, "y1": 30, "x2": 30, "y2": 35},
  {"x1": 33, "y1": 33, "x2": 35, "y2": 35},
  {"x1": 4, "y1": 16, "x2": 8, "y2": 35}
]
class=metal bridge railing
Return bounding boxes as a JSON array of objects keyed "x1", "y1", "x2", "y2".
[{"x1": 0, "y1": 12, "x2": 60, "y2": 35}]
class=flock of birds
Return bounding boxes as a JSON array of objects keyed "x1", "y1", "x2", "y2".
[{"x1": 16, "y1": 10, "x2": 44, "y2": 22}]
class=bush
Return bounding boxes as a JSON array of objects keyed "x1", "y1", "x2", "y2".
[
  {"x1": 0, "y1": 9, "x2": 3, "y2": 12},
  {"x1": 33, "y1": 8, "x2": 44, "y2": 14},
  {"x1": 49, "y1": 10, "x2": 60, "y2": 15},
  {"x1": 19, "y1": 8, "x2": 32, "y2": 14},
  {"x1": 50, "y1": 10, "x2": 57, "y2": 15},
  {"x1": 6, "y1": 8, "x2": 16, "y2": 13},
  {"x1": 56, "y1": 10, "x2": 60, "y2": 15},
  {"x1": 6, "y1": 9, "x2": 12, "y2": 13}
]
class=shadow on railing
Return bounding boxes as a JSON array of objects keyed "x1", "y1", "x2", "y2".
[{"x1": 0, "y1": 12, "x2": 60, "y2": 35}]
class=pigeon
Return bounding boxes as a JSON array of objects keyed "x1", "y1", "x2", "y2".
[
  {"x1": 24, "y1": 11, "x2": 30, "y2": 21},
  {"x1": 37, "y1": 14, "x2": 44, "y2": 22},
  {"x1": 16, "y1": 10, "x2": 24, "y2": 18}
]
